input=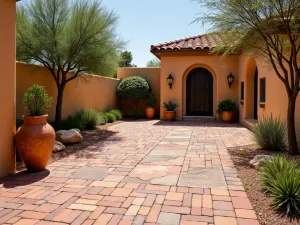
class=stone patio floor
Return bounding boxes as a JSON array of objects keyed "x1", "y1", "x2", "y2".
[{"x1": 0, "y1": 120, "x2": 259, "y2": 225}]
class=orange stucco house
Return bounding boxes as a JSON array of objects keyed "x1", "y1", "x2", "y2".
[
  {"x1": 0, "y1": 0, "x2": 17, "y2": 177},
  {"x1": 138, "y1": 34, "x2": 300, "y2": 139}
]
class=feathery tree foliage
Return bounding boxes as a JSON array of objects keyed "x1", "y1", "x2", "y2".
[
  {"x1": 146, "y1": 58, "x2": 161, "y2": 67},
  {"x1": 17, "y1": 0, "x2": 125, "y2": 128},
  {"x1": 194, "y1": 0, "x2": 300, "y2": 154},
  {"x1": 118, "y1": 51, "x2": 137, "y2": 67}
]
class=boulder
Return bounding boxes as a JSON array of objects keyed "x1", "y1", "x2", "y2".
[
  {"x1": 249, "y1": 155, "x2": 272, "y2": 170},
  {"x1": 53, "y1": 141, "x2": 65, "y2": 153},
  {"x1": 56, "y1": 129, "x2": 83, "y2": 144}
]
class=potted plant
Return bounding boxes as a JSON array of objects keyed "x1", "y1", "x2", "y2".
[
  {"x1": 163, "y1": 101, "x2": 179, "y2": 121},
  {"x1": 16, "y1": 85, "x2": 55, "y2": 172},
  {"x1": 217, "y1": 99, "x2": 237, "y2": 123},
  {"x1": 145, "y1": 93, "x2": 157, "y2": 119}
]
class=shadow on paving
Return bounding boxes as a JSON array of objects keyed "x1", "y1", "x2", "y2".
[{"x1": 0, "y1": 170, "x2": 50, "y2": 188}]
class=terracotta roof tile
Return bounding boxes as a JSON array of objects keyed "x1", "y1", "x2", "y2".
[{"x1": 151, "y1": 33, "x2": 220, "y2": 52}]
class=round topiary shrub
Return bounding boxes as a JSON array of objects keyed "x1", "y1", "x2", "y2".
[{"x1": 117, "y1": 76, "x2": 151, "y2": 115}]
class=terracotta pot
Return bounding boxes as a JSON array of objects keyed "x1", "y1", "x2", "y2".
[
  {"x1": 145, "y1": 107, "x2": 155, "y2": 119},
  {"x1": 16, "y1": 115, "x2": 55, "y2": 172},
  {"x1": 221, "y1": 111, "x2": 234, "y2": 123},
  {"x1": 165, "y1": 111, "x2": 176, "y2": 121}
]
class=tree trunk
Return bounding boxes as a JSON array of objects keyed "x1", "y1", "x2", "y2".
[
  {"x1": 287, "y1": 97, "x2": 299, "y2": 154},
  {"x1": 54, "y1": 86, "x2": 65, "y2": 129}
]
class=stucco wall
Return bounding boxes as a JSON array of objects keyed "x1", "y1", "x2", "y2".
[
  {"x1": 17, "y1": 62, "x2": 120, "y2": 121},
  {"x1": 0, "y1": 0, "x2": 16, "y2": 177},
  {"x1": 160, "y1": 53, "x2": 239, "y2": 120},
  {"x1": 238, "y1": 54, "x2": 300, "y2": 144},
  {"x1": 117, "y1": 67, "x2": 161, "y2": 117}
]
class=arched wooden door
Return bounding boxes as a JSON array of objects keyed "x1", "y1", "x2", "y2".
[{"x1": 186, "y1": 67, "x2": 213, "y2": 116}]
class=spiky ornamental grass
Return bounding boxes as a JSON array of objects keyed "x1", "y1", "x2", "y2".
[
  {"x1": 109, "y1": 109, "x2": 122, "y2": 120},
  {"x1": 253, "y1": 115, "x2": 287, "y2": 151},
  {"x1": 260, "y1": 156, "x2": 300, "y2": 215},
  {"x1": 105, "y1": 112, "x2": 117, "y2": 123}
]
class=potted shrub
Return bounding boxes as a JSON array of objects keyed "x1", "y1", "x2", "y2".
[
  {"x1": 217, "y1": 99, "x2": 236, "y2": 122},
  {"x1": 163, "y1": 101, "x2": 179, "y2": 121},
  {"x1": 16, "y1": 85, "x2": 55, "y2": 172},
  {"x1": 145, "y1": 93, "x2": 157, "y2": 119},
  {"x1": 117, "y1": 76, "x2": 151, "y2": 119}
]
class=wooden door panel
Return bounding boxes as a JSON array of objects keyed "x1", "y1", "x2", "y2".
[{"x1": 186, "y1": 68, "x2": 213, "y2": 116}]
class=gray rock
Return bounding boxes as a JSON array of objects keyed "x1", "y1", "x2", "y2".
[
  {"x1": 53, "y1": 141, "x2": 65, "y2": 153},
  {"x1": 56, "y1": 129, "x2": 83, "y2": 144},
  {"x1": 249, "y1": 155, "x2": 272, "y2": 169}
]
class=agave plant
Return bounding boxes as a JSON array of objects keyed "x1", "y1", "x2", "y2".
[{"x1": 162, "y1": 101, "x2": 179, "y2": 111}]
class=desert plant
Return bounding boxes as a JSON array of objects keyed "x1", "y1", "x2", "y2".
[
  {"x1": 117, "y1": 76, "x2": 151, "y2": 114},
  {"x1": 74, "y1": 109, "x2": 102, "y2": 130},
  {"x1": 147, "y1": 93, "x2": 157, "y2": 107},
  {"x1": 260, "y1": 156, "x2": 300, "y2": 215},
  {"x1": 162, "y1": 101, "x2": 179, "y2": 111},
  {"x1": 23, "y1": 85, "x2": 52, "y2": 116},
  {"x1": 105, "y1": 112, "x2": 117, "y2": 123},
  {"x1": 109, "y1": 109, "x2": 122, "y2": 120},
  {"x1": 97, "y1": 112, "x2": 108, "y2": 125},
  {"x1": 253, "y1": 115, "x2": 287, "y2": 151},
  {"x1": 216, "y1": 100, "x2": 236, "y2": 114}
]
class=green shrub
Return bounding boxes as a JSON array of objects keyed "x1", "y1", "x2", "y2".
[
  {"x1": 260, "y1": 156, "x2": 300, "y2": 215},
  {"x1": 216, "y1": 99, "x2": 236, "y2": 114},
  {"x1": 58, "y1": 115, "x2": 81, "y2": 130},
  {"x1": 253, "y1": 115, "x2": 287, "y2": 151},
  {"x1": 23, "y1": 85, "x2": 52, "y2": 116},
  {"x1": 105, "y1": 112, "x2": 117, "y2": 123},
  {"x1": 162, "y1": 101, "x2": 179, "y2": 111},
  {"x1": 97, "y1": 112, "x2": 108, "y2": 125},
  {"x1": 109, "y1": 109, "x2": 122, "y2": 120},
  {"x1": 75, "y1": 109, "x2": 103, "y2": 130},
  {"x1": 117, "y1": 76, "x2": 151, "y2": 114}
]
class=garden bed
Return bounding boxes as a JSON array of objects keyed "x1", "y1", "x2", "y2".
[
  {"x1": 228, "y1": 145, "x2": 300, "y2": 225},
  {"x1": 16, "y1": 121, "x2": 123, "y2": 171}
]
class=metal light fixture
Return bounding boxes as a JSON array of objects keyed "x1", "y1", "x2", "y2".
[
  {"x1": 227, "y1": 73, "x2": 234, "y2": 88},
  {"x1": 167, "y1": 74, "x2": 174, "y2": 89}
]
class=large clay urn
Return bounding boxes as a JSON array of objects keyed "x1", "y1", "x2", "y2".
[
  {"x1": 145, "y1": 107, "x2": 155, "y2": 119},
  {"x1": 16, "y1": 115, "x2": 55, "y2": 172}
]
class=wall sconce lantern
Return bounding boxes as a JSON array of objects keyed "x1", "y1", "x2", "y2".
[
  {"x1": 227, "y1": 73, "x2": 234, "y2": 88},
  {"x1": 167, "y1": 74, "x2": 174, "y2": 89}
]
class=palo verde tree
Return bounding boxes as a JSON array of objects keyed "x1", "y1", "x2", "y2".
[
  {"x1": 17, "y1": 0, "x2": 125, "y2": 128},
  {"x1": 146, "y1": 58, "x2": 161, "y2": 67},
  {"x1": 194, "y1": 0, "x2": 300, "y2": 154}
]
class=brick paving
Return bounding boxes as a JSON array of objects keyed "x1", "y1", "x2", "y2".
[{"x1": 0, "y1": 120, "x2": 259, "y2": 225}]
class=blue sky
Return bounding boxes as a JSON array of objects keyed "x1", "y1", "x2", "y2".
[{"x1": 101, "y1": 0, "x2": 208, "y2": 66}]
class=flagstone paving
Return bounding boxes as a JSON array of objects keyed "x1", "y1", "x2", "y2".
[{"x1": 0, "y1": 120, "x2": 259, "y2": 225}]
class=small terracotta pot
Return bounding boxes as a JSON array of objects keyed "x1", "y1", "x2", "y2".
[
  {"x1": 165, "y1": 111, "x2": 176, "y2": 121},
  {"x1": 16, "y1": 115, "x2": 55, "y2": 172},
  {"x1": 221, "y1": 111, "x2": 234, "y2": 123},
  {"x1": 145, "y1": 107, "x2": 155, "y2": 119}
]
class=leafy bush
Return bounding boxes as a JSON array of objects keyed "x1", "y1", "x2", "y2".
[
  {"x1": 117, "y1": 76, "x2": 151, "y2": 113},
  {"x1": 147, "y1": 93, "x2": 157, "y2": 107},
  {"x1": 23, "y1": 85, "x2": 52, "y2": 116},
  {"x1": 162, "y1": 101, "x2": 179, "y2": 111},
  {"x1": 109, "y1": 109, "x2": 122, "y2": 120},
  {"x1": 216, "y1": 99, "x2": 236, "y2": 114},
  {"x1": 253, "y1": 115, "x2": 287, "y2": 151},
  {"x1": 260, "y1": 156, "x2": 300, "y2": 215},
  {"x1": 105, "y1": 112, "x2": 117, "y2": 123}
]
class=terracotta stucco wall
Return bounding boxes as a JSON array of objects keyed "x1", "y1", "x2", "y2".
[
  {"x1": 0, "y1": 0, "x2": 16, "y2": 177},
  {"x1": 17, "y1": 62, "x2": 120, "y2": 121},
  {"x1": 117, "y1": 67, "x2": 160, "y2": 117},
  {"x1": 160, "y1": 53, "x2": 239, "y2": 120},
  {"x1": 238, "y1": 54, "x2": 300, "y2": 145}
]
